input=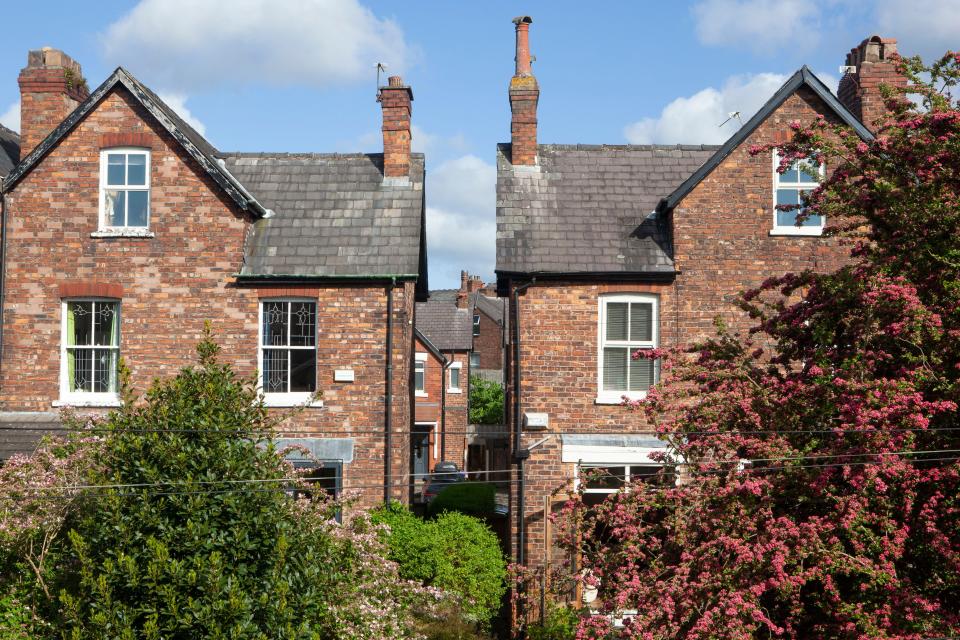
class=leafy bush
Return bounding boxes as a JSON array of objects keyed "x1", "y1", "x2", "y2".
[
  {"x1": 526, "y1": 604, "x2": 579, "y2": 640},
  {"x1": 373, "y1": 504, "x2": 507, "y2": 629},
  {"x1": 0, "y1": 332, "x2": 447, "y2": 639},
  {"x1": 468, "y1": 376, "x2": 503, "y2": 424},
  {"x1": 427, "y1": 481, "x2": 496, "y2": 517},
  {"x1": 0, "y1": 593, "x2": 32, "y2": 640}
]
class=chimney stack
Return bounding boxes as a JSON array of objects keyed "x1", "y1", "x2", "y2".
[
  {"x1": 509, "y1": 16, "x2": 539, "y2": 167},
  {"x1": 378, "y1": 75, "x2": 413, "y2": 180},
  {"x1": 837, "y1": 36, "x2": 906, "y2": 129},
  {"x1": 18, "y1": 47, "x2": 89, "y2": 159},
  {"x1": 457, "y1": 270, "x2": 470, "y2": 308}
]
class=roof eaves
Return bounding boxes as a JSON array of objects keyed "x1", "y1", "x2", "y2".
[
  {"x1": 658, "y1": 66, "x2": 874, "y2": 213},
  {"x1": 2, "y1": 68, "x2": 266, "y2": 217},
  {"x1": 414, "y1": 328, "x2": 447, "y2": 364}
]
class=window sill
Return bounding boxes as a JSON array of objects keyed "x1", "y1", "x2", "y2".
[
  {"x1": 91, "y1": 229, "x2": 155, "y2": 239},
  {"x1": 447, "y1": 388, "x2": 462, "y2": 394},
  {"x1": 261, "y1": 394, "x2": 324, "y2": 408},
  {"x1": 415, "y1": 391, "x2": 428, "y2": 398},
  {"x1": 53, "y1": 396, "x2": 122, "y2": 408},
  {"x1": 595, "y1": 391, "x2": 648, "y2": 405},
  {"x1": 769, "y1": 227, "x2": 823, "y2": 237}
]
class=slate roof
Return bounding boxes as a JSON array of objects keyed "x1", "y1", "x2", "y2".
[
  {"x1": 0, "y1": 412, "x2": 62, "y2": 461},
  {"x1": 224, "y1": 153, "x2": 425, "y2": 280},
  {"x1": 415, "y1": 299, "x2": 473, "y2": 351},
  {"x1": 0, "y1": 123, "x2": 19, "y2": 179},
  {"x1": 472, "y1": 292, "x2": 506, "y2": 325},
  {"x1": 496, "y1": 144, "x2": 717, "y2": 276}
]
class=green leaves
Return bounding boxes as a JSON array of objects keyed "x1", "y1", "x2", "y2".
[{"x1": 468, "y1": 377, "x2": 504, "y2": 425}]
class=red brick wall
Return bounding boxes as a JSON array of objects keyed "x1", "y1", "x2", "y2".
[
  {"x1": 509, "y1": 86, "x2": 854, "y2": 568},
  {"x1": 472, "y1": 307, "x2": 503, "y2": 370},
  {"x1": 0, "y1": 85, "x2": 414, "y2": 507},
  {"x1": 443, "y1": 350, "x2": 469, "y2": 468}
]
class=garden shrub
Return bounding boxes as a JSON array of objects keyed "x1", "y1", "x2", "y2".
[{"x1": 427, "y1": 481, "x2": 496, "y2": 517}]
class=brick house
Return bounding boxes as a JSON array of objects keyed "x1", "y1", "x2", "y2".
[
  {"x1": 495, "y1": 19, "x2": 904, "y2": 576},
  {"x1": 0, "y1": 48, "x2": 429, "y2": 507},
  {"x1": 413, "y1": 297, "x2": 471, "y2": 480}
]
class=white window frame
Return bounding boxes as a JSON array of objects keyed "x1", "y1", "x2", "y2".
[
  {"x1": 473, "y1": 313, "x2": 481, "y2": 337},
  {"x1": 258, "y1": 299, "x2": 322, "y2": 407},
  {"x1": 415, "y1": 352, "x2": 428, "y2": 397},
  {"x1": 56, "y1": 298, "x2": 122, "y2": 407},
  {"x1": 447, "y1": 361, "x2": 463, "y2": 393},
  {"x1": 97, "y1": 148, "x2": 152, "y2": 235},
  {"x1": 770, "y1": 151, "x2": 825, "y2": 236},
  {"x1": 574, "y1": 462, "x2": 672, "y2": 498},
  {"x1": 469, "y1": 352, "x2": 480, "y2": 371},
  {"x1": 596, "y1": 294, "x2": 659, "y2": 404}
]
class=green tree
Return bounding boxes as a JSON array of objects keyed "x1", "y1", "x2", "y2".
[
  {"x1": 1, "y1": 332, "x2": 443, "y2": 639},
  {"x1": 468, "y1": 377, "x2": 504, "y2": 425}
]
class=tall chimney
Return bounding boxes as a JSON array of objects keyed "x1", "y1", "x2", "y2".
[
  {"x1": 378, "y1": 75, "x2": 413, "y2": 180},
  {"x1": 18, "y1": 47, "x2": 89, "y2": 159},
  {"x1": 837, "y1": 36, "x2": 906, "y2": 129},
  {"x1": 509, "y1": 16, "x2": 539, "y2": 167},
  {"x1": 457, "y1": 270, "x2": 469, "y2": 309}
]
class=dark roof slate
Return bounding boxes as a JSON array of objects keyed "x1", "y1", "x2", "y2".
[
  {"x1": 496, "y1": 144, "x2": 717, "y2": 275},
  {"x1": 660, "y1": 66, "x2": 873, "y2": 212},
  {"x1": 0, "y1": 123, "x2": 19, "y2": 179},
  {"x1": 415, "y1": 300, "x2": 472, "y2": 351},
  {"x1": 223, "y1": 153, "x2": 425, "y2": 278},
  {"x1": 472, "y1": 292, "x2": 506, "y2": 324},
  {"x1": 0, "y1": 412, "x2": 62, "y2": 461}
]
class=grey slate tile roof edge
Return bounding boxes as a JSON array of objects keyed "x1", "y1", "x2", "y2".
[
  {"x1": 414, "y1": 328, "x2": 447, "y2": 363},
  {"x1": 659, "y1": 66, "x2": 873, "y2": 213},
  {"x1": 1, "y1": 68, "x2": 267, "y2": 219},
  {"x1": 0, "y1": 412, "x2": 64, "y2": 461},
  {"x1": 0, "y1": 123, "x2": 19, "y2": 179}
]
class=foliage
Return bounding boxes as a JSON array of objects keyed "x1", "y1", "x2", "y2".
[
  {"x1": 427, "y1": 481, "x2": 496, "y2": 517},
  {"x1": 525, "y1": 603, "x2": 579, "y2": 640},
  {"x1": 372, "y1": 503, "x2": 508, "y2": 629},
  {"x1": 0, "y1": 331, "x2": 448, "y2": 639},
  {"x1": 0, "y1": 592, "x2": 33, "y2": 640},
  {"x1": 556, "y1": 53, "x2": 960, "y2": 638},
  {"x1": 468, "y1": 376, "x2": 504, "y2": 425}
]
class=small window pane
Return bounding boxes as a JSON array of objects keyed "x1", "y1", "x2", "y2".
[
  {"x1": 583, "y1": 466, "x2": 625, "y2": 490},
  {"x1": 263, "y1": 349, "x2": 288, "y2": 393},
  {"x1": 629, "y1": 466, "x2": 661, "y2": 483},
  {"x1": 69, "y1": 302, "x2": 93, "y2": 346},
  {"x1": 107, "y1": 155, "x2": 126, "y2": 186},
  {"x1": 605, "y1": 302, "x2": 628, "y2": 341},
  {"x1": 92, "y1": 349, "x2": 116, "y2": 393},
  {"x1": 797, "y1": 159, "x2": 821, "y2": 184},
  {"x1": 127, "y1": 154, "x2": 147, "y2": 185},
  {"x1": 629, "y1": 356, "x2": 656, "y2": 392},
  {"x1": 105, "y1": 190, "x2": 125, "y2": 226},
  {"x1": 289, "y1": 349, "x2": 316, "y2": 393},
  {"x1": 263, "y1": 302, "x2": 288, "y2": 346},
  {"x1": 630, "y1": 303, "x2": 653, "y2": 342},
  {"x1": 71, "y1": 348, "x2": 92, "y2": 392},
  {"x1": 603, "y1": 347, "x2": 628, "y2": 391},
  {"x1": 92, "y1": 303, "x2": 117, "y2": 346},
  {"x1": 776, "y1": 189, "x2": 800, "y2": 226},
  {"x1": 127, "y1": 191, "x2": 148, "y2": 227},
  {"x1": 289, "y1": 302, "x2": 316, "y2": 347},
  {"x1": 780, "y1": 161, "x2": 799, "y2": 183},
  {"x1": 450, "y1": 367, "x2": 460, "y2": 389},
  {"x1": 470, "y1": 353, "x2": 480, "y2": 369}
]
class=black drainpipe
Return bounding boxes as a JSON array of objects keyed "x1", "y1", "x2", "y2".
[
  {"x1": 440, "y1": 358, "x2": 448, "y2": 460},
  {"x1": 512, "y1": 278, "x2": 534, "y2": 566},
  {"x1": 385, "y1": 278, "x2": 396, "y2": 505},
  {"x1": 0, "y1": 187, "x2": 7, "y2": 387}
]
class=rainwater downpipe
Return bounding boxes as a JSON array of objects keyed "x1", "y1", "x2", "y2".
[
  {"x1": 440, "y1": 358, "x2": 450, "y2": 460},
  {"x1": 512, "y1": 278, "x2": 534, "y2": 566},
  {"x1": 384, "y1": 277, "x2": 396, "y2": 505},
  {"x1": 0, "y1": 189, "x2": 6, "y2": 386}
]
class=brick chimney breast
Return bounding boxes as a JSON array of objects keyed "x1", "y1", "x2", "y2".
[
  {"x1": 378, "y1": 75, "x2": 413, "y2": 181},
  {"x1": 18, "y1": 47, "x2": 89, "y2": 159},
  {"x1": 509, "y1": 16, "x2": 539, "y2": 168},
  {"x1": 837, "y1": 35, "x2": 906, "y2": 129}
]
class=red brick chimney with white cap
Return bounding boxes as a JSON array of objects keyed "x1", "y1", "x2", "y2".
[{"x1": 509, "y1": 16, "x2": 539, "y2": 167}]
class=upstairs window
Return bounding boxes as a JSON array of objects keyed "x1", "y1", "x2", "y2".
[
  {"x1": 598, "y1": 295, "x2": 658, "y2": 403},
  {"x1": 470, "y1": 352, "x2": 480, "y2": 370},
  {"x1": 260, "y1": 300, "x2": 317, "y2": 404},
  {"x1": 61, "y1": 300, "x2": 120, "y2": 403},
  {"x1": 448, "y1": 361, "x2": 462, "y2": 393},
  {"x1": 473, "y1": 314, "x2": 481, "y2": 336},
  {"x1": 773, "y1": 152, "x2": 824, "y2": 235},
  {"x1": 100, "y1": 149, "x2": 150, "y2": 231},
  {"x1": 415, "y1": 354, "x2": 427, "y2": 396}
]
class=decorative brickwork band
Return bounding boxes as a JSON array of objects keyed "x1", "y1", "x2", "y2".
[
  {"x1": 378, "y1": 76, "x2": 413, "y2": 179},
  {"x1": 58, "y1": 282, "x2": 124, "y2": 299},
  {"x1": 99, "y1": 132, "x2": 153, "y2": 149}
]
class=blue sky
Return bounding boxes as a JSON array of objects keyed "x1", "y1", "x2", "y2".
[{"x1": 1, "y1": 0, "x2": 957, "y2": 288}]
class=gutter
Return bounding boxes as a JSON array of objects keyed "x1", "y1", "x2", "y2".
[{"x1": 234, "y1": 273, "x2": 420, "y2": 283}]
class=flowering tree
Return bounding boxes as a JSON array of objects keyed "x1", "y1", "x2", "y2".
[{"x1": 561, "y1": 53, "x2": 960, "y2": 639}]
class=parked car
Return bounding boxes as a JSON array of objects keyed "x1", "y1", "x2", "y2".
[{"x1": 422, "y1": 461, "x2": 465, "y2": 502}]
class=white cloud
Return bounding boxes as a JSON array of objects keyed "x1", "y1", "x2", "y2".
[
  {"x1": 425, "y1": 155, "x2": 497, "y2": 288},
  {"x1": 343, "y1": 125, "x2": 467, "y2": 157},
  {"x1": 623, "y1": 71, "x2": 838, "y2": 145},
  {"x1": 692, "y1": 0, "x2": 820, "y2": 53},
  {"x1": 875, "y1": 0, "x2": 960, "y2": 59},
  {"x1": 0, "y1": 101, "x2": 19, "y2": 133},
  {"x1": 101, "y1": 0, "x2": 412, "y2": 92},
  {"x1": 156, "y1": 93, "x2": 206, "y2": 136}
]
